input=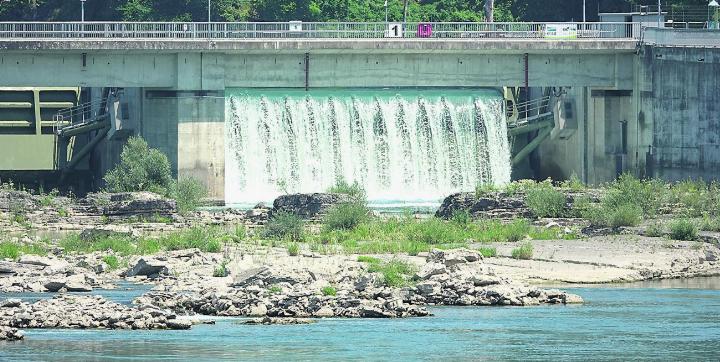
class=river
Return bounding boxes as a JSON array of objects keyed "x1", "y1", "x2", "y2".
[{"x1": 2, "y1": 278, "x2": 719, "y2": 361}]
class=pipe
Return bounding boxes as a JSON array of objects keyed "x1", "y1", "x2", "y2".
[
  {"x1": 512, "y1": 125, "x2": 552, "y2": 165},
  {"x1": 63, "y1": 126, "x2": 109, "y2": 172},
  {"x1": 508, "y1": 119, "x2": 554, "y2": 136}
]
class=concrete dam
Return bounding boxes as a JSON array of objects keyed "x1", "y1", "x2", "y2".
[{"x1": 0, "y1": 22, "x2": 718, "y2": 201}]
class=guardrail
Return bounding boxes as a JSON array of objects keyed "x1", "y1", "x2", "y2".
[{"x1": 0, "y1": 22, "x2": 641, "y2": 40}]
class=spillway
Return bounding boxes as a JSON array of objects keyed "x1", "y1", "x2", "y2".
[{"x1": 225, "y1": 89, "x2": 510, "y2": 204}]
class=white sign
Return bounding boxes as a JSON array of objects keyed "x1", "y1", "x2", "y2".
[
  {"x1": 544, "y1": 24, "x2": 578, "y2": 39},
  {"x1": 289, "y1": 21, "x2": 303, "y2": 32},
  {"x1": 386, "y1": 23, "x2": 403, "y2": 38}
]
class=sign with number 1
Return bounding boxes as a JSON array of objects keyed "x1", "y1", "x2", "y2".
[{"x1": 386, "y1": 23, "x2": 403, "y2": 38}]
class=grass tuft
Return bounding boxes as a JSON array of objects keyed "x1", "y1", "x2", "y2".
[
  {"x1": 669, "y1": 219, "x2": 698, "y2": 241},
  {"x1": 511, "y1": 242, "x2": 534, "y2": 260}
]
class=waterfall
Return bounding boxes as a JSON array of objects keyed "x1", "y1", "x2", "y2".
[{"x1": 225, "y1": 89, "x2": 511, "y2": 204}]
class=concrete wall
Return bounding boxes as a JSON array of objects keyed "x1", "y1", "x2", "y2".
[{"x1": 640, "y1": 45, "x2": 720, "y2": 181}]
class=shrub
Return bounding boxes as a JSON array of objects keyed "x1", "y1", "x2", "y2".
[
  {"x1": 104, "y1": 136, "x2": 174, "y2": 195},
  {"x1": 357, "y1": 255, "x2": 381, "y2": 264},
  {"x1": 323, "y1": 202, "x2": 369, "y2": 231},
  {"x1": 367, "y1": 259, "x2": 417, "y2": 287},
  {"x1": 645, "y1": 222, "x2": 665, "y2": 237},
  {"x1": 264, "y1": 211, "x2": 304, "y2": 241},
  {"x1": 287, "y1": 243, "x2": 300, "y2": 256},
  {"x1": 268, "y1": 285, "x2": 282, "y2": 294},
  {"x1": 232, "y1": 225, "x2": 247, "y2": 242},
  {"x1": 700, "y1": 217, "x2": 720, "y2": 232},
  {"x1": 0, "y1": 242, "x2": 20, "y2": 260},
  {"x1": 102, "y1": 255, "x2": 120, "y2": 270},
  {"x1": 321, "y1": 285, "x2": 337, "y2": 296},
  {"x1": 511, "y1": 242, "x2": 534, "y2": 260},
  {"x1": 172, "y1": 177, "x2": 207, "y2": 215},
  {"x1": 213, "y1": 260, "x2": 229, "y2": 277},
  {"x1": 478, "y1": 247, "x2": 497, "y2": 258},
  {"x1": 525, "y1": 181, "x2": 567, "y2": 218},
  {"x1": 475, "y1": 183, "x2": 500, "y2": 198},
  {"x1": 327, "y1": 179, "x2": 366, "y2": 202},
  {"x1": 608, "y1": 204, "x2": 643, "y2": 228},
  {"x1": 157, "y1": 227, "x2": 223, "y2": 253},
  {"x1": 669, "y1": 219, "x2": 698, "y2": 241},
  {"x1": 451, "y1": 209, "x2": 471, "y2": 226},
  {"x1": 604, "y1": 174, "x2": 667, "y2": 217},
  {"x1": 560, "y1": 173, "x2": 586, "y2": 191}
]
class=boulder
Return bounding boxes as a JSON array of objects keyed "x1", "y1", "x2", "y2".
[
  {"x1": 271, "y1": 193, "x2": 353, "y2": 220},
  {"x1": 125, "y1": 258, "x2": 168, "y2": 277},
  {"x1": 435, "y1": 192, "x2": 530, "y2": 219},
  {"x1": 0, "y1": 299, "x2": 22, "y2": 308},
  {"x1": 413, "y1": 263, "x2": 448, "y2": 280},
  {"x1": 231, "y1": 266, "x2": 271, "y2": 287},
  {"x1": 0, "y1": 190, "x2": 37, "y2": 212},
  {"x1": 165, "y1": 319, "x2": 193, "y2": 330},
  {"x1": 101, "y1": 192, "x2": 177, "y2": 216},
  {"x1": 415, "y1": 281, "x2": 441, "y2": 296},
  {"x1": 0, "y1": 326, "x2": 24, "y2": 341},
  {"x1": 44, "y1": 279, "x2": 67, "y2": 292}
]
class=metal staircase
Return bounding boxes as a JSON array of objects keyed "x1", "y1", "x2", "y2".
[{"x1": 507, "y1": 92, "x2": 555, "y2": 166}]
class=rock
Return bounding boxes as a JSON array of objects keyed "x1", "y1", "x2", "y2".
[
  {"x1": 313, "y1": 307, "x2": 335, "y2": 317},
  {"x1": 165, "y1": 319, "x2": 193, "y2": 330},
  {"x1": 359, "y1": 306, "x2": 393, "y2": 318},
  {"x1": 271, "y1": 193, "x2": 353, "y2": 220},
  {"x1": 563, "y1": 293, "x2": 584, "y2": 304},
  {"x1": 0, "y1": 190, "x2": 37, "y2": 212},
  {"x1": 354, "y1": 274, "x2": 381, "y2": 291},
  {"x1": 705, "y1": 249, "x2": 719, "y2": 262},
  {"x1": 414, "y1": 263, "x2": 448, "y2": 280},
  {"x1": 126, "y1": 258, "x2": 168, "y2": 277},
  {"x1": 101, "y1": 192, "x2": 177, "y2": 216},
  {"x1": 231, "y1": 266, "x2": 271, "y2": 287},
  {"x1": 0, "y1": 326, "x2": 24, "y2": 341},
  {"x1": 442, "y1": 250, "x2": 482, "y2": 267},
  {"x1": 435, "y1": 192, "x2": 530, "y2": 219},
  {"x1": 17, "y1": 255, "x2": 55, "y2": 267},
  {"x1": 415, "y1": 281, "x2": 441, "y2": 296},
  {"x1": 79, "y1": 227, "x2": 136, "y2": 241},
  {"x1": 44, "y1": 279, "x2": 67, "y2": 292},
  {"x1": 0, "y1": 299, "x2": 22, "y2": 308},
  {"x1": 241, "y1": 317, "x2": 315, "y2": 325}
]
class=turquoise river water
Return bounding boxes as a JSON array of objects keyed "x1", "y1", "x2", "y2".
[{"x1": 1, "y1": 278, "x2": 719, "y2": 361}]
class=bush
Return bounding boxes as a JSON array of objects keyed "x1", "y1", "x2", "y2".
[
  {"x1": 321, "y1": 285, "x2": 337, "y2": 296},
  {"x1": 608, "y1": 204, "x2": 643, "y2": 228},
  {"x1": 700, "y1": 217, "x2": 720, "y2": 232},
  {"x1": 327, "y1": 179, "x2": 366, "y2": 202},
  {"x1": 264, "y1": 211, "x2": 304, "y2": 241},
  {"x1": 213, "y1": 260, "x2": 229, "y2": 277},
  {"x1": 157, "y1": 227, "x2": 223, "y2": 253},
  {"x1": 511, "y1": 242, "x2": 534, "y2": 260},
  {"x1": 172, "y1": 177, "x2": 207, "y2": 215},
  {"x1": 451, "y1": 209, "x2": 471, "y2": 226},
  {"x1": 560, "y1": 173, "x2": 586, "y2": 191},
  {"x1": 367, "y1": 259, "x2": 417, "y2": 287},
  {"x1": 525, "y1": 181, "x2": 567, "y2": 218},
  {"x1": 323, "y1": 202, "x2": 369, "y2": 231},
  {"x1": 287, "y1": 243, "x2": 300, "y2": 256},
  {"x1": 104, "y1": 136, "x2": 174, "y2": 195},
  {"x1": 0, "y1": 242, "x2": 20, "y2": 260},
  {"x1": 475, "y1": 183, "x2": 500, "y2": 198},
  {"x1": 669, "y1": 219, "x2": 698, "y2": 241},
  {"x1": 478, "y1": 247, "x2": 497, "y2": 258},
  {"x1": 102, "y1": 255, "x2": 120, "y2": 270},
  {"x1": 604, "y1": 174, "x2": 667, "y2": 217},
  {"x1": 645, "y1": 222, "x2": 665, "y2": 237}
]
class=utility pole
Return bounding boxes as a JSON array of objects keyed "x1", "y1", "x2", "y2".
[
  {"x1": 658, "y1": 0, "x2": 661, "y2": 28},
  {"x1": 485, "y1": 0, "x2": 494, "y2": 22},
  {"x1": 583, "y1": 0, "x2": 586, "y2": 22},
  {"x1": 208, "y1": 0, "x2": 211, "y2": 22},
  {"x1": 80, "y1": 0, "x2": 86, "y2": 22}
]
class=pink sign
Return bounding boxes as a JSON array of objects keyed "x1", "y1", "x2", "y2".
[{"x1": 417, "y1": 23, "x2": 433, "y2": 38}]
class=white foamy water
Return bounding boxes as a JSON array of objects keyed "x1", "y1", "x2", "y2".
[{"x1": 225, "y1": 89, "x2": 510, "y2": 204}]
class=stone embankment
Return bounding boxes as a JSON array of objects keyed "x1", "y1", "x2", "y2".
[{"x1": 0, "y1": 295, "x2": 192, "y2": 331}]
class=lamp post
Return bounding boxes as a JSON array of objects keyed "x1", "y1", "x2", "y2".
[
  {"x1": 657, "y1": 0, "x2": 661, "y2": 28},
  {"x1": 384, "y1": 0, "x2": 388, "y2": 23},
  {"x1": 208, "y1": 0, "x2": 211, "y2": 22},
  {"x1": 710, "y1": 0, "x2": 720, "y2": 29},
  {"x1": 80, "y1": 0, "x2": 86, "y2": 22},
  {"x1": 583, "y1": 0, "x2": 586, "y2": 23}
]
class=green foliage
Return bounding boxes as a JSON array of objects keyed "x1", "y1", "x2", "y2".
[
  {"x1": 57, "y1": 208, "x2": 69, "y2": 217},
  {"x1": 0, "y1": 241, "x2": 47, "y2": 260},
  {"x1": 450, "y1": 209, "x2": 471, "y2": 226},
  {"x1": 104, "y1": 136, "x2": 174, "y2": 196},
  {"x1": 327, "y1": 179, "x2": 366, "y2": 202},
  {"x1": 357, "y1": 255, "x2": 381, "y2": 264},
  {"x1": 525, "y1": 181, "x2": 567, "y2": 218},
  {"x1": 669, "y1": 180, "x2": 720, "y2": 217},
  {"x1": 700, "y1": 217, "x2": 720, "y2": 232},
  {"x1": 608, "y1": 204, "x2": 643, "y2": 228},
  {"x1": 645, "y1": 222, "x2": 665, "y2": 237},
  {"x1": 287, "y1": 242, "x2": 300, "y2": 256},
  {"x1": 268, "y1": 285, "x2": 282, "y2": 294},
  {"x1": 604, "y1": 174, "x2": 667, "y2": 217},
  {"x1": 669, "y1": 219, "x2": 698, "y2": 241},
  {"x1": 323, "y1": 202, "x2": 369, "y2": 231},
  {"x1": 102, "y1": 255, "x2": 121, "y2": 270},
  {"x1": 511, "y1": 242, "x2": 534, "y2": 260},
  {"x1": 232, "y1": 225, "x2": 247, "y2": 241},
  {"x1": 158, "y1": 227, "x2": 223, "y2": 253},
  {"x1": 367, "y1": 259, "x2": 417, "y2": 287},
  {"x1": 264, "y1": 211, "x2": 304, "y2": 242},
  {"x1": 213, "y1": 259, "x2": 229, "y2": 277},
  {"x1": 172, "y1": 177, "x2": 207, "y2": 215},
  {"x1": 475, "y1": 183, "x2": 500, "y2": 198},
  {"x1": 321, "y1": 285, "x2": 337, "y2": 297},
  {"x1": 560, "y1": 173, "x2": 585, "y2": 191},
  {"x1": 478, "y1": 247, "x2": 497, "y2": 258}
]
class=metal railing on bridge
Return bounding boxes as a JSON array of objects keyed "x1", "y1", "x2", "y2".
[
  {"x1": 0, "y1": 22, "x2": 641, "y2": 40},
  {"x1": 507, "y1": 96, "x2": 553, "y2": 129}
]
